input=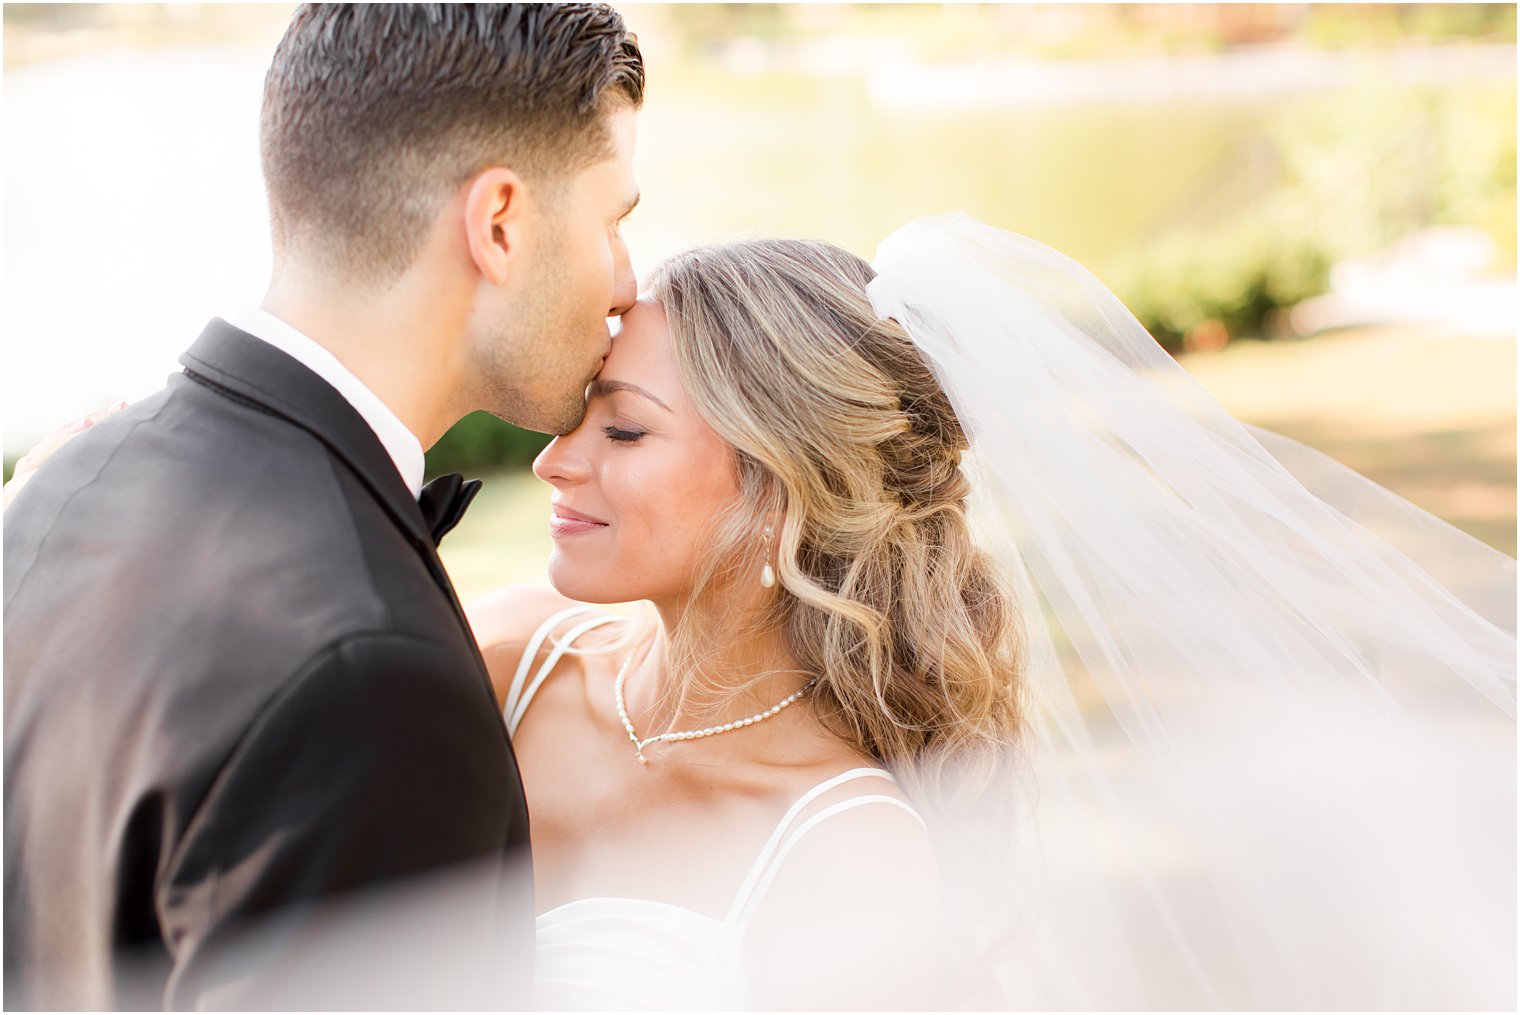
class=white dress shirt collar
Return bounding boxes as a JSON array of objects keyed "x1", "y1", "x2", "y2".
[{"x1": 221, "y1": 306, "x2": 426, "y2": 500}]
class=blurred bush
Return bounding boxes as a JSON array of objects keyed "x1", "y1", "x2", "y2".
[
  {"x1": 1110, "y1": 80, "x2": 1515, "y2": 353},
  {"x1": 1112, "y1": 225, "x2": 1331, "y2": 354},
  {"x1": 424, "y1": 412, "x2": 552, "y2": 480}
]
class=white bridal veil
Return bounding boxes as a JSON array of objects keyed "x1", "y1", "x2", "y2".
[{"x1": 867, "y1": 214, "x2": 1516, "y2": 1010}]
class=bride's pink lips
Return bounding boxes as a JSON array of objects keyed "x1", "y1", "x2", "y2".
[{"x1": 549, "y1": 504, "x2": 609, "y2": 539}]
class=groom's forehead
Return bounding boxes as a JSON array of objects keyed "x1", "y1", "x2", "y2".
[
  {"x1": 605, "y1": 103, "x2": 639, "y2": 171},
  {"x1": 574, "y1": 108, "x2": 640, "y2": 203}
]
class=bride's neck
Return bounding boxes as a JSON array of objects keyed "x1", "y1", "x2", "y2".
[{"x1": 630, "y1": 599, "x2": 811, "y2": 732}]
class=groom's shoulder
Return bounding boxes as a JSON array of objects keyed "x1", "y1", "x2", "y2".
[
  {"x1": 26, "y1": 366, "x2": 358, "y2": 498},
  {"x1": 6, "y1": 375, "x2": 441, "y2": 651},
  {"x1": 96, "y1": 367, "x2": 400, "y2": 530}
]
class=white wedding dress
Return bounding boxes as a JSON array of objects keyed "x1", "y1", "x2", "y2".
[{"x1": 503, "y1": 605, "x2": 926, "y2": 1011}]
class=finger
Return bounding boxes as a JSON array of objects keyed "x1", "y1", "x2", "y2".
[
  {"x1": 14, "y1": 401, "x2": 126, "y2": 481},
  {"x1": 2, "y1": 472, "x2": 33, "y2": 510},
  {"x1": 36, "y1": 427, "x2": 80, "y2": 455},
  {"x1": 20, "y1": 420, "x2": 89, "y2": 472},
  {"x1": 13, "y1": 445, "x2": 51, "y2": 477},
  {"x1": 78, "y1": 401, "x2": 127, "y2": 427}
]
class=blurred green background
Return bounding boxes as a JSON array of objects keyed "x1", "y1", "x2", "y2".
[{"x1": 4, "y1": 3, "x2": 1515, "y2": 601}]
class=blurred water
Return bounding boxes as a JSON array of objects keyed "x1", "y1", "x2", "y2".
[
  {"x1": 4, "y1": 43, "x2": 1243, "y2": 452},
  {"x1": 3, "y1": 49, "x2": 272, "y2": 450},
  {"x1": 4, "y1": 39, "x2": 1512, "y2": 453}
]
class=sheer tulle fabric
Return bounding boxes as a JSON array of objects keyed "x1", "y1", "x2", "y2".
[{"x1": 868, "y1": 214, "x2": 1516, "y2": 1009}]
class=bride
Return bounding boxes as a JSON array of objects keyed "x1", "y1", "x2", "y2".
[
  {"x1": 474, "y1": 225, "x2": 1026, "y2": 1010},
  {"x1": 10, "y1": 215, "x2": 1515, "y2": 1010}
]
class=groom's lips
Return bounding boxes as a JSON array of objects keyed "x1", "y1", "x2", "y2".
[{"x1": 549, "y1": 504, "x2": 609, "y2": 538}]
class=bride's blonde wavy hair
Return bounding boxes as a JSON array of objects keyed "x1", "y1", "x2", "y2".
[{"x1": 645, "y1": 238, "x2": 1028, "y2": 805}]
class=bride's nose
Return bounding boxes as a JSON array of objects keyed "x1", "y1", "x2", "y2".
[{"x1": 532, "y1": 435, "x2": 590, "y2": 488}]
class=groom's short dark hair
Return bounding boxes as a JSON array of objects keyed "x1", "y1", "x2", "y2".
[{"x1": 261, "y1": 3, "x2": 644, "y2": 280}]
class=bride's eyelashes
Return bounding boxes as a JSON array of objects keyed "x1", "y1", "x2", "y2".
[{"x1": 601, "y1": 425, "x2": 646, "y2": 444}]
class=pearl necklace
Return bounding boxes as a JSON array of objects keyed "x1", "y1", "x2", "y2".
[{"x1": 613, "y1": 644, "x2": 818, "y2": 766}]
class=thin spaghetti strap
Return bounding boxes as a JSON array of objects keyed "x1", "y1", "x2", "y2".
[
  {"x1": 731, "y1": 795, "x2": 926, "y2": 930},
  {"x1": 501, "y1": 604, "x2": 604, "y2": 732},
  {"x1": 724, "y1": 767, "x2": 896, "y2": 924},
  {"x1": 507, "y1": 613, "x2": 623, "y2": 733}
]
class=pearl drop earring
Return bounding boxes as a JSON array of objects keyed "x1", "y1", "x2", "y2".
[{"x1": 760, "y1": 525, "x2": 776, "y2": 589}]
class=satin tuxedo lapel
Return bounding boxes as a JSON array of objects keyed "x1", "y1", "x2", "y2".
[
  {"x1": 178, "y1": 319, "x2": 487, "y2": 680},
  {"x1": 180, "y1": 318, "x2": 432, "y2": 550}
]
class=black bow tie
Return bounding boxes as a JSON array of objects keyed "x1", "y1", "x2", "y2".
[{"x1": 418, "y1": 472, "x2": 483, "y2": 546}]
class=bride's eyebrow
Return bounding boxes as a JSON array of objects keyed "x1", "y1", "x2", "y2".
[{"x1": 588, "y1": 378, "x2": 672, "y2": 413}]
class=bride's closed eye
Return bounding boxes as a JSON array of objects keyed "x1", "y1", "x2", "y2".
[{"x1": 601, "y1": 425, "x2": 646, "y2": 444}]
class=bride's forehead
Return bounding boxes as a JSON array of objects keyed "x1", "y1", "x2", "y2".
[
  {"x1": 602, "y1": 299, "x2": 681, "y2": 388},
  {"x1": 606, "y1": 300, "x2": 670, "y2": 363}
]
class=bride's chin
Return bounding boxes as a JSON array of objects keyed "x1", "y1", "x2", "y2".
[{"x1": 545, "y1": 560, "x2": 625, "y2": 606}]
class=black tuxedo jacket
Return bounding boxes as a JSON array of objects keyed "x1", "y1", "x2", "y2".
[{"x1": 3, "y1": 320, "x2": 533, "y2": 1010}]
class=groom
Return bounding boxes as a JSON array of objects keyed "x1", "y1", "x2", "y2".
[{"x1": 3, "y1": 5, "x2": 641, "y2": 1010}]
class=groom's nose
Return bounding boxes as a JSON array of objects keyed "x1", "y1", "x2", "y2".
[{"x1": 608, "y1": 238, "x2": 636, "y2": 318}]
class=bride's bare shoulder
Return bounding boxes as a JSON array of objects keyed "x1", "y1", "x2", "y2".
[{"x1": 465, "y1": 585, "x2": 599, "y2": 708}]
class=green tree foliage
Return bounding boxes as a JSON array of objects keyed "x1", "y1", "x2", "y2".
[{"x1": 424, "y1": 412, "x2": 552, "y2": 480}]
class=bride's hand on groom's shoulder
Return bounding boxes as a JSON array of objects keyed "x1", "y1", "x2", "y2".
[{"x1": 4, "y1": 401, "x2": 129, "y2": 510}]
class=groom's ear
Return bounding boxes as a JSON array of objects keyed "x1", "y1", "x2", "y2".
[{"x1": 463, "y1": 167, "x2": 528, "y2": 287}]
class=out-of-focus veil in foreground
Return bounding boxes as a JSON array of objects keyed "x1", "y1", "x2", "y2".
[{"x1": 868, "y1": 214, "x2": 1516, "y2": 1009}]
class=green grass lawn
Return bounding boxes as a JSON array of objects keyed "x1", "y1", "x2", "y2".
[
  {"x1": 439, "y1": 325, "x2": 1516, "y2": 603},
  {"x1": 437, "y1": 469, "x2": 559, "y2": 607},
  {"x1": 1180, "y1": 325, "x2": 1516, "y2": 557}
]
